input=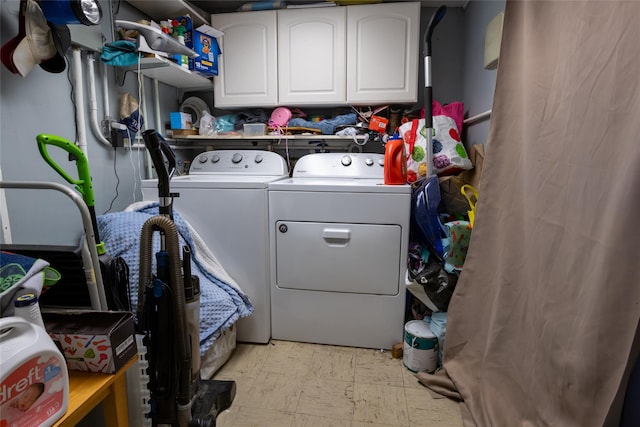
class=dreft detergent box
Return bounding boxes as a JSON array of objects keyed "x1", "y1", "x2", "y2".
[
  {"x1": 42, "y1": 311, "x2": 137, "y2": 374},
  {"x1": 176, "y1": 16, "x2": 222, "y2": 76}
]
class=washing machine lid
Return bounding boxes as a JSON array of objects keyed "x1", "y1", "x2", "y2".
[
  {"x1": 143, "y1": 174, "x2": 289, "y2": 190},
  {"x1": 268, "y1": 177, "x2": 411, "y2": 193}
]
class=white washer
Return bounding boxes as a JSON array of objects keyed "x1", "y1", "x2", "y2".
[
  {"x1": 142, "y1": 150, "x2": 289, "y2": 344},
  {"x1": 268, "y1": 153, "x2": 411, "y2": 349}
]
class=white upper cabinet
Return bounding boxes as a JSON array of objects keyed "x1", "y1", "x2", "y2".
[
  {"x1": 211, "y1": 11, "x2": 279, "y2": 108},
  {"x1": 346, "y1": 2, "x2": 420, "y2": 104},
  {"x1": 210, "y1": 2, "x2": 419, "y2": 108},
  {"x1": 277, "y1": 7, "x2": 346, "y2": 105}
]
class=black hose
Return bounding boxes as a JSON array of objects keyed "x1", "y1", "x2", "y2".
[
  {"x1": 424, "y1": 5, "x2": 447, "y2": 57},
  {"x1": 142, "y1": 129, "x2": 177, "y2": 219}
]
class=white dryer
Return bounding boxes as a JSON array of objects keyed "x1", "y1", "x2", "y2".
[
  {"x1": 268, "y1": 153, "x2": 411, "y2": 349},
  {"x1": 142, "y1": 150, "x2": 289, "y2": 344}
]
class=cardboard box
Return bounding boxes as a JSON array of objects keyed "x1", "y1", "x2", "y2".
[
  {"x1": 175, "y1": 16, "x2": 222, "y2": 76},
  {"x1": 170, "y1": 112, "x2": 192, "y2": 129},
  {"x1": 190, "y1": 29, "x2": 221, "y2": 76},
  {"x1": 42, "y1": 311, "x2": 137, "y2": 374},
  {"x1": 438, "y1": 144, "x2": 485, "y2": 216}
]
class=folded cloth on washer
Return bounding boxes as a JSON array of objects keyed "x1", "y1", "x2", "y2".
[{"x1": 96, "y1": 202, "x2": 253, "y2": 354}]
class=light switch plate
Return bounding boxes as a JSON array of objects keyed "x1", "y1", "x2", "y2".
[{"x1": 484, "y1": 11, "x2": 504, "y2": 70}]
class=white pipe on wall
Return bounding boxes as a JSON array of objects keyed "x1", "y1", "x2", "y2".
[
  {"x1": 87, "y1": 53, "x2": 112, "y2": 148},
  {"x1": 0, "y1": 166, "x2": 12, "y2": 244},
  {"x1": 153, "y1": 78, "x2": 162, "y2": 133},
  {"x1": 72, "y1": 48, "x2": 88, "y2": 157},
  {"x1": 463, "y1": 109, "x2": 492, "y2": 126},
  {"x1": 101, "y1": 61, "x2": 110, "y2": 122},
  {"x1": 138, "y1": 78, "x2": 154, "y2": 178}
]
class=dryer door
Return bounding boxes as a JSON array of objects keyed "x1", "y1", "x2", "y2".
[{"x1": 275, "y1": 221, "x2": 401, "y2": 295}]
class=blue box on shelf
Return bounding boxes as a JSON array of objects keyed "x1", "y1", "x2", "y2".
[
  {"x1": 175, "y1": 16, "x2": 222, "y2": 76},
  {"x1": 170, "y1": 112, "x2": 191, "y2": 129}
]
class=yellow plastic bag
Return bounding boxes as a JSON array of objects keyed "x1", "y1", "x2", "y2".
[{"x1": 461, "y1": 184, "x2": 478, "y2": 228}]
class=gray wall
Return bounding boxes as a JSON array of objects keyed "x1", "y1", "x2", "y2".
[
  {"x1": 461, "y1": 0, "x2": 505, "y2": 147},
  {"x1": 419, "y1": 1, "x2": 505, "y2": 147},
  {"x1": 0, "y1": 0, "x2": 179, "y2": 246}
]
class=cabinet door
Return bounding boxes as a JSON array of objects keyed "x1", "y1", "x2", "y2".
[
  {"x1": 211, "y1": 11, "x2": 278, "y2": 108},
  {"x1": 277, "y1": 8, "x2": 346, "y2": 105},
  {"x1": 346, "y1": 2, "x2": 420, "y2": 104}
]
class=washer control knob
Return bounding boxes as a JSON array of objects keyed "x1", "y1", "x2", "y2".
[
  {"x1": 341, "y1": 155, "x2": 352, "y2": 166},
  {"x1": 232, "y1": 153, "x2": 243, "y2": 164},
  {"x1": 198, "y1": 155, "x2": 208, "y2": 163},
  {"x1": 255, "y1": 154, "x2": 263, "y2": 163},
  {"x1": 365, "y1": 158, "x2": 374, "y2": 166},
  {"x1": 378, "y1": 158, "x2": 385, "y2": 167},
  {"x1": 211, "y1": 154, "x2": 220, "y2": 163}
]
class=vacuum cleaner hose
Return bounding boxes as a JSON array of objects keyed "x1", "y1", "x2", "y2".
[{"x1": 138, "y1": 215, "x2": 192, "y2": 406}]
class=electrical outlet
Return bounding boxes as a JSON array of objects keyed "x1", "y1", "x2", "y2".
[{"x1": 101, "y1": 118, "x2": 112, "y2": 138}]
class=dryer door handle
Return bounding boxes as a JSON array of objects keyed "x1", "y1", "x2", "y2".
[{"x1": 322, "y1": 228, "x2": 351, "y2": 241}]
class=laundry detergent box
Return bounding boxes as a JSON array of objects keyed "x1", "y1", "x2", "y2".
[
  {"x1": 175, "y1": 16, "x2": 222, "y2": 76},
  {"x1": 42, "y1": 311, "x2": 137, "y2": 374},
  {"x1": 189, "y1": 28, "x2": 221, "y2": 76}
]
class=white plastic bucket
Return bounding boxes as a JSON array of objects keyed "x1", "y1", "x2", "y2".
[{"x1": 403, "y1": 320, "x2": 438, "y2": 373}]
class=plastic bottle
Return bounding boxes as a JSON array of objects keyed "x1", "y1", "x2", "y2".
[
  {"x1": 14, "y1": 293, "x2": 46, "y2": 329},
  {"x1": 0, "y1": 317, "x2": 69, "y2": 427},
  {"x1": 173, "y1": 24, "x2": 189, "y2": 69},
  {"x1": 384, "y1": 133, "x2": 407, "y2": 185}
]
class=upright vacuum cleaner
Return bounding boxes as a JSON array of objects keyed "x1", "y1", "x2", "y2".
[
  {"x1": 423, "y1": 5, "x2": 447, "y2": 178},
  {"x1": 139, "y1": 129, "x2": 235, "y2": 427}
]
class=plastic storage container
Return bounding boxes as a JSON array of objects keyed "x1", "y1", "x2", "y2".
[{"x1": 243, "y1": 123, "x2": 266, "y2": 136}]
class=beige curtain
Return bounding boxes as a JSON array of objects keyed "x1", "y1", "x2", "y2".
[{"x1": 418, "y1": 1, "x2": 640, "y2": 426}]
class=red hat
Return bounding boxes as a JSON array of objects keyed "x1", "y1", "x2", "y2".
[{"x1": 1, "y1": 0, "x2": 66, "y2": 77}]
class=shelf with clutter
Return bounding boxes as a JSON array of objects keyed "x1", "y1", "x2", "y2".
[
  {"x1": 167, "y1": 132, "x2": 373, "y2": 156},
  {"x1": 164, "y1": 104, "x2": 396, "y2": 154},
  {"x1": 110, "y1": 17, "x2": 221, "y2": 89}
]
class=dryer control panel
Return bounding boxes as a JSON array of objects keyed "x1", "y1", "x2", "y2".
[
  {"x1": 292, "y1": 153, "x2": 385, "y2": 178},
  {"x1": 189, "y1": 150, "x2": 288, "y2": 175}
]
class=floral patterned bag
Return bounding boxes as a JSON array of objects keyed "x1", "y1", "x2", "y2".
[{"x1": 399, "y1": 103, "x2": 472, "y2": 181}]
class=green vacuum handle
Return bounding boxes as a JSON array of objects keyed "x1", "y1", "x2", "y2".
[
  {"x1": 36, "y1": 134, "x2": 105, "y2": 255},
  {"x1": 36, "y1": 134, "x2": 95, "y2": 207}
]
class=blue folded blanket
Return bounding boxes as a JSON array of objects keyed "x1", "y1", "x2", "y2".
[
  {"x1": 288, "y1": 113, "x2": 357, "y2": 134},
  {"x1": 97, "y1": 204, "x2": 253, "y2": 354}
]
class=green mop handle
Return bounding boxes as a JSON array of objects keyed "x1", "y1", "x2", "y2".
[{"x1": 36, "y1": 134, "x2": 106, "y2": 255}]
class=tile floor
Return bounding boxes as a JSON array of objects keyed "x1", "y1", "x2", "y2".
[{"x1": 212, "y1": 340, "x2": 463, "y2": 427}]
